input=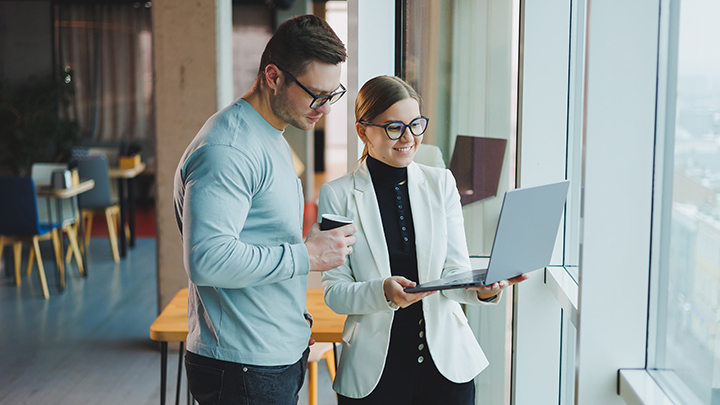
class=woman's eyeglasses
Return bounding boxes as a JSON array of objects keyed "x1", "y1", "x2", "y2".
[
  {"x1": 274, "y1": 64, "x2": 346, "y2": 109},
  {"x1": 360, "y1": 117, "x2": 430, "y2": 140}
]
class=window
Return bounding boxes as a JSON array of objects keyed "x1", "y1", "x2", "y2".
[
  {"x1": 55, "y1": 3, "x2": 154, "y2": 144},
  {"x1": 651, "y1": 0, "x2": 720, "y2": 403},
  {"x1": 402, "y1": 1, "x2": 520, "y2": 404}
]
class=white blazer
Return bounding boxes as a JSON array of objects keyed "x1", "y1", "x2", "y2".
[{"x1": 318, "y1": 160, "x2": 498, "y2": 399}]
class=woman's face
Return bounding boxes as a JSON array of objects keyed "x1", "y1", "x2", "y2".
[{"x1": 357, "y1": 97, "x2": 423, "y2": 168}]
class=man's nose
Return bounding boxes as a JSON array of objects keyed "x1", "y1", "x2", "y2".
[{"x1": 316, "y1": 100, "x2": 332, "y2": 115}]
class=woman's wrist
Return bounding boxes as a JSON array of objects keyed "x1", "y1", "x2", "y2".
[{"x1": 477, "y1": 291, "x2": 498, "y2": 302}]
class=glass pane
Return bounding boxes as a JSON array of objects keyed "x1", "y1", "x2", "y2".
[
  {"x1": 403, "y1": 1, "x2": 520, "y2": 404},
  {"x1": 564, "y1": 0, "x2": 587, "y2": 282},
  {"x1": 654, "y1": 0, "x2": 720, "y2": 403}
]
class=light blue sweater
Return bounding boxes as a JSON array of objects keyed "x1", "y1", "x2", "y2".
[{"x1": 174, "y1": 99, "x2": 311, "y2": 365}]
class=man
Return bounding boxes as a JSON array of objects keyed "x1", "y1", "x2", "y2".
[{"x1": 173, "y1": 15, "x2": 357, "y2": 404}]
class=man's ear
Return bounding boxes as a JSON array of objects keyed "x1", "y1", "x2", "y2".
[
  {"x1": 264, "y1": 64, "x2": 282, "y2": 91},
  {"x1": 356, "y1": 122, "x2": 368, "y2": 143}
]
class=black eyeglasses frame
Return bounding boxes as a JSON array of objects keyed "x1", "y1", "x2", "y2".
[
  {"x1": 360, "y1": 117, "x2": 430, "y2": 140},
  {"x1": 273, "y1": 64, "x2": 346, "y2": 109}
]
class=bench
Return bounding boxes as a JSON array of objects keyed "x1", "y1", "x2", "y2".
[{"x1": 150, "y1": 288, "x2": 189, "y2": 405}]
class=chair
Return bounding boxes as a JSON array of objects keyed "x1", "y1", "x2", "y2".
[
  {"x1": 0, "y1": 177, "x2": 65, "y2": 298},
  {"x1": 307, "y1": 342, "x2": 336, "y2": 405},
  {"x1": 415, "y1": 144, "x2": 446, "y2": 168},
  {"x1": 31, "y1": 163, "x2": 85, "y2": 275},
  {"x1": 75, "y1": 156, "x2": 121, "y2": 262},
  {"x1": 0, "y1": 237, "x2": 22, "y2": 286}
]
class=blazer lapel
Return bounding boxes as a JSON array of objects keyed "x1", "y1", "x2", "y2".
[
  {"x1": 408, "y1": 163, "x2": 434, "y2": 283},
  {"x1": 353, "y1": 161, "x2": 392, "y2": 278}
]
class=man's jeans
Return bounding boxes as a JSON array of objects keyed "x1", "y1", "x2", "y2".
[{"x1": 185, "y1": 348, "x2": 310, "y2": 405}]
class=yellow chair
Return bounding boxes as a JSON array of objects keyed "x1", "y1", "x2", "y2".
[
  {"x1": 76, "y1": 156, "x2": 121, "y2": 262},
  {"x1": 0, "y1": 237, "x2": 22, "y2": 286},
  {"x1": 307, "y1": 342, "x2": 336, "y2": 405}
]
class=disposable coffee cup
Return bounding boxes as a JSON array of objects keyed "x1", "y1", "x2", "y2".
[{"x1": 321, "y1": 214, "x2": 353, "y2": 231}]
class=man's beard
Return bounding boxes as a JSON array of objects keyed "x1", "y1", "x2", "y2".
[{"x1": 270, "y1": 88, "x2": 312, "y2": 131}]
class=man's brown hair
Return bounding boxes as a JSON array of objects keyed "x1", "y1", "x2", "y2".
[{"x1": 259, "y1": 14, "x2": 347, "y2": 79}]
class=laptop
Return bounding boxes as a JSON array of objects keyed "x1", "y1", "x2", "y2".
[{"x1": 405, "y1": 180, "x2": 570, "y2": 293}]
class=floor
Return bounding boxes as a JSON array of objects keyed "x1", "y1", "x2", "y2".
[{"x1": 0, "y1": 237, "x2": 337, "y2": 405}]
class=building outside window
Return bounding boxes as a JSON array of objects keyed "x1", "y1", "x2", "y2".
[{"x1": 652, "y1": 0, "x2": 720, "y2": 403}]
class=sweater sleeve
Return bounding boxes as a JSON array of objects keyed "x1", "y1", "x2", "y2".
[{"x1": 180, "y1": 145, "x2": 309, "y2": 289}]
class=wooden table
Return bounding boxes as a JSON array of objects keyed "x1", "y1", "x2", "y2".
[
  {"x1": 36, "y1": 180, "x2": 95, "y2": 289},
  {"x1": 109, "y1": 163, "x2": 145, "y2": 258},
  {"x1": 306, "y1": 288, "x2": 346, "y2": 343},
  {"x1": 149, "y1": 287, "x2": 345, "y2": 405},
  {"x1": 36, "y1": 180, "x2": 95, "y2": 199}
]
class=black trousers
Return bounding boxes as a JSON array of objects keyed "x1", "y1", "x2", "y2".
[
  {"x1": 185, "y1": 348, "x2": 309, "y2": 405},
  {"x1": 337, "y1": 349, "x2": 475, "y2": 405}
]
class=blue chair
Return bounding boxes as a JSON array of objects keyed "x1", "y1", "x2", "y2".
[
  {"x1": 0, "y1": 177, "x2": 65, "y2": 299},
  {"x1": 76, "y1": 156, "x2": 121, "y2": 262}
]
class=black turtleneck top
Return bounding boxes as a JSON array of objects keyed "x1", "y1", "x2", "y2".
[
  {"x1": 366, "y1": 155, "x2": 429, "y2": 371},
  {"x1": 366, "y1": 155, "x2": 418, "y2": 282}
]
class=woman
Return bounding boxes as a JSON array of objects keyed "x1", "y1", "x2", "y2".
[{"x1": 318, "y1": 76, "x2": 527, "y2": 404}]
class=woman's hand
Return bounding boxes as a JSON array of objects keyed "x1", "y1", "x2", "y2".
[
  {"x1": 383, "y1": 276, "x2": 434, "y2": 308},
  {"x1": 468, "y1": 273, "x2": 530, "y2": 300}
]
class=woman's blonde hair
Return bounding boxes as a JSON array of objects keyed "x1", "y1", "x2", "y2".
[{"x1": 355, "y1": 76, "x2": 421, "y2": 162}]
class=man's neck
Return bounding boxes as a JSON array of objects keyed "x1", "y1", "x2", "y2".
[{"x1": 242, "y1": 81, "x2": 287, "y2": 131}]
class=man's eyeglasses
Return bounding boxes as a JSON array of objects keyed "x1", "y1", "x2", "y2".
[
  {"x1": 360, "y1": 117, "x2": 430, "y2": 140},
  {"x1": 274, "y1": 64, "x2": 346, "y2": 109}
]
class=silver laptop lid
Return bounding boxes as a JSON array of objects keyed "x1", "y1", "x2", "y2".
[{"x1": 484, "y1": 180, "x2": 570, "y2": 285}]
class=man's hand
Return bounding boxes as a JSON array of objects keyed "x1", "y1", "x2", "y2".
[
  {"x1": 305, "y1": 223, "x2": 357, "y2": 272},
  {"x1": 384, "y1": 276, "x2": 434, "y2": 308}
]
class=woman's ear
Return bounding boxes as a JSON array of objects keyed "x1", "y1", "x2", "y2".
[{"x1": 356, "y1": 122, "x2": 368, "y2": 143}]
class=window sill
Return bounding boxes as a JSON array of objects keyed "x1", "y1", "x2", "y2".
[
  {"x1": 544, "y1": 266, "x2": 578, "y2": 327},
  {"x1": 618, "y1": 369, "x2": 683, "y2": 405}
]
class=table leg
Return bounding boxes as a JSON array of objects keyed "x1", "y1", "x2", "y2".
[
  {"x1": 176, "y1": 342, "x2": 184, "y2": 405},
  {"x1": 54, "y1": 198, "x2": 66, "y2": 291},
  {"x1": 161, "y1": 341, "x2": 168, "y2": 405},
  {"x1": 45, "y1": 198, "x2": 63, "y2": 293},
  {"x1": 118, "y1": 178, "x2": 127, "y2": 258},
  {"x1": 128, "y1": 176, "x2": 137, "y2": 248}
]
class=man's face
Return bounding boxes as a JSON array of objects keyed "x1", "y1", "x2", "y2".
[{"x1": 270, "y1": 61, "x2": 343, "y2": 131}]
